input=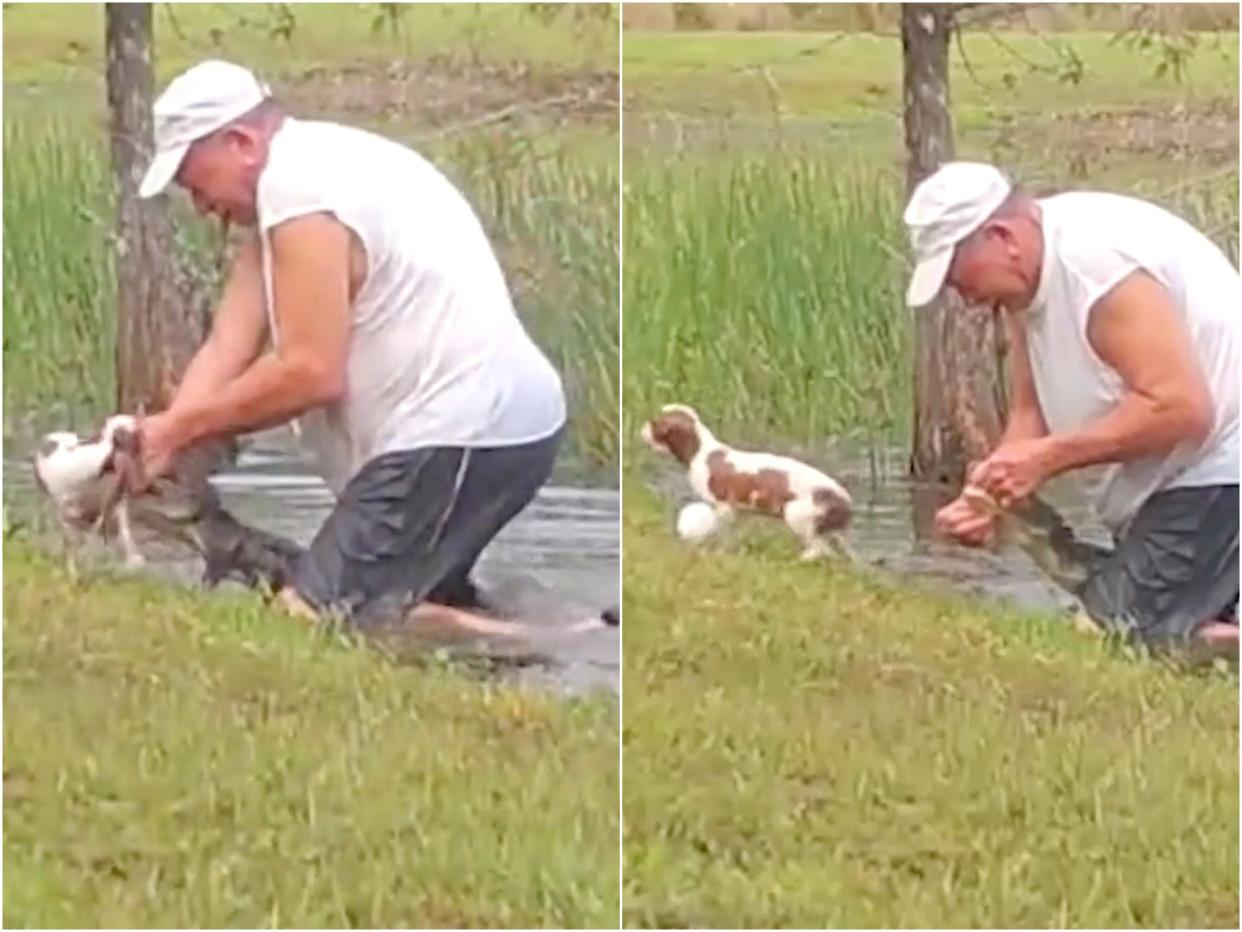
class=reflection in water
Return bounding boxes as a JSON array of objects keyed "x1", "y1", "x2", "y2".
[{"x1": 5, "y1": 426, "x2": 620, "y2": 696}]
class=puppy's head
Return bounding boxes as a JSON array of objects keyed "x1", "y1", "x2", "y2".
[
  {"x1": 100, "y1": 415, "x2": 146, "y2": 493},
  {"x1": 641, "y1": 404, "x2": 703, "y2": 465},
  {"x1": 32, "y1": 415, "x2": 142, "y2": 504},
  {"x1": 101, "y1": 414, "x2": 139, "y2": 449}
]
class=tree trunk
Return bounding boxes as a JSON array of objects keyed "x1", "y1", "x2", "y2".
[
  {"x1": 901, "y1": 3, "x2": 1008, "y2": 540},
  {"x1": 901, "y1": 3, "x2": 1005, "y2": 489},
  {"x1": 105, "y1": 2, "x2": 203, "y2": 415}
]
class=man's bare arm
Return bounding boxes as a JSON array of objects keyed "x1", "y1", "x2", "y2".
[
  {"x1": 1044, "y1": 269, "x2": 1213, "y2": 476},
  {"x1": 167, "y1": 232, "x2": 269, "y2": 412},
  {"x1": 171, "y1": 212, "x2": 352, "y2": 445},
  {"x1": 997, "y1": 308, "x2": 1050, "y2": 447}
]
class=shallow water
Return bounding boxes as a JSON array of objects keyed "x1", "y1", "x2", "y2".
[{"x1": 5, "y1": 426, "x2": 620, "y2": 696}]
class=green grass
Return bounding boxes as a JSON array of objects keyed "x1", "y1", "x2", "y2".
[
  {"x1": 4, "y1": 3, "x2": 619, "y2": 85},
  {"x1": 623, "y1": 29, "x2": 1237, "y2": 123},
  {"x1": 621, "y1": 482, "x2": 1238, "y2": 928},
  {"x1": 4, "y1": 539, "x2": 618, "y2": 928},
  {"x1": 3, "y1": 4, "x2": 620, "y2": 475}
]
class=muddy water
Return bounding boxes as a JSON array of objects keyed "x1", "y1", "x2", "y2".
[
  {"x1": 5, "y1": 426, "x2": 619, "y2": 697},
  {"x1": 646, "y1": 441, "x2": 1115, "y2": 619}
]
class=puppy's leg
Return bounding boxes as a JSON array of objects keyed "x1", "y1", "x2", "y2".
[
  {"x1": 115, "y1": 500, "x2": 146, "y2": 570},
  {"x1": 57, "y1": 517, "x2": 81, "y2": 583},
  {"x1": 784, "y1": 499, "x2": 828, "y2": 561},
  {"x1": 112, "y1": 447, "x2": 147, "y2": 570},
  {"x1": 826, "y1": 532, "x2": 858, "y2": 563},
  {"x1": 798, "y1": 541, "x2": 831, "y2": 562}
]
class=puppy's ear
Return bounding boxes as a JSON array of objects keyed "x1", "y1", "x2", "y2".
[
  {"x1": 111, "y1": 426, "x2": 141, "y2": 456},
  {"x1": 115, "y1": 435, "x2": 150, "y2": 494}
]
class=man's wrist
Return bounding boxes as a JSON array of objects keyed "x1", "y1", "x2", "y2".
[
  {"x1": 1041, "y1": 433, "x2": 1080, "y2": 478},
  {"x1": 166, "y1": 402, "x2": 211, "y2": 451}
]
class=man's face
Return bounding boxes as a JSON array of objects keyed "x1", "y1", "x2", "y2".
[
  {"x1": 944, "y1": 218, "x2": 1038, "y2": 311},
  {"x1": 175, "y1": 127, "x2": 261, "y2": 227}
]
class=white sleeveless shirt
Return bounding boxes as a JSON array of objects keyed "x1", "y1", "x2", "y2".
[
  {"x1": 1023, "y1": 191, "x2": 1240, "y2": 533},
  {"x1": 254, "y1": 117, "x2": 566, "y2": 494}
]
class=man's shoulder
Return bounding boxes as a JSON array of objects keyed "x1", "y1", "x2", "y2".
[
  {"x1": 1039, "y1": 189, "x2": 1157, "y2": 216},
  {"x1": 273, "y1": 117, "x2": 394, "y2": 155}
]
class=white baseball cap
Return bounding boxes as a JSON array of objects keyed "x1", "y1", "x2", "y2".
[
  {"x1": 902, "y1": 161, "x2": 1012, "y2": 307},
  {"x1": 138, "y1": 59, "x2": 271, "y2": 199}
]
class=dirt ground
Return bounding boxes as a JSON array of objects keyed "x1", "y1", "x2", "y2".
[
  {"x1": 277, "y1": 56, "x2": 618, "y2": 136},
  {"x1": 1001, "y1": 97, "x2": 1239, "y2": 178}
]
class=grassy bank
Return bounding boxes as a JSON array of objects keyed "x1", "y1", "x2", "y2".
[
  {"x1": 3, "y1": 3, "x2": 619, "y2": 474},
  {"x1": 622, "y1": 30, "x2": 1238, "y2": 447},
  {"x1": 621, "y1": 483, "x2": 1238, "y2": 928},
  {"x1": 4, "y1": 540, "x2": 618, "y2": 927}
]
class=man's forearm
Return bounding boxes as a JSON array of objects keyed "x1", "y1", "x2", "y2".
[
  {"x1": 167, "y1": 341, "x2": 245, "y2": 415},
  {"x1": 1045, "y1": 393, "x2": 1206, "y2": 477},
  {"x1": 999, "y1": 405, "x2": 1049, "y2": 447},
  {"x1": 173, "y1": 352, "x2": 341, "y2": 447}
]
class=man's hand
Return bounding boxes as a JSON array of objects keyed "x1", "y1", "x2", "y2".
[
  {"x1": 934, "y1": 494, "x2": 997, "y2": 547},
  {"x1": 969, "y1": 437, "x2": 1058, "y2": 508},
  {"x1": 137, "y1": 411, "x2": 187, "y2": 484}
]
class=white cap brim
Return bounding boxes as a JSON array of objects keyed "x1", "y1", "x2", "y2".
[
  {"x1": 906, "y1": 247, "x2": 954, "y2": 308},
  {"x1": 138, "y1": 141, "x2": 190, "y2": 198}
]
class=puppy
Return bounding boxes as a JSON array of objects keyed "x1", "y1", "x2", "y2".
[
  {"x1": 32, "y1": 415, "x2": 146, "y2": 573},
  {"x1": 641, "y1": 404, "x2": 854, "y2": 561}
]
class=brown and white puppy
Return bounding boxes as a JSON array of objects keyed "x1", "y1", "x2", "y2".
[
  {"x1": 641, "y1": 404, "x2": 854, "y2": 561},
  {"x1": 33, "y1": 415, "x2": 147, "y2": 571}
]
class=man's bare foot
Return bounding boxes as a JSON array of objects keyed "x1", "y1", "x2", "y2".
[
  {"x1": 1071, "y1": 610, "x2": 1103, "y2": 636},
  {"x1": 1196, "y1": 621, "x2": 1239, "y2": 644},
  {"x1": 274, "y1": 586, "x2": 320, "y2": 621}
]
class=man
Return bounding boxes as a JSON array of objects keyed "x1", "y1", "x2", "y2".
[
  {"x1": 135, "y1": 59, "x2": 569, "y2": 629},
  {"x1": 904, "y1": 161, "x2": 1239, "y2": 651}
]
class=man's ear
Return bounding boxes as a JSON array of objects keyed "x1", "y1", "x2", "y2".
[
  {"x1": 222, "y1": 124, "x2": 259, "y2": 157},
  {"x1": 983, "y1": 219, "x2": 1019, "y2": 256}
]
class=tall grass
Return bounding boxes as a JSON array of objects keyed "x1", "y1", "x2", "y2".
[
  {"x1": 2, "y1": 117, "x2": 619, "y2": 475},
  {"x1": 441, "y1": 134, "x2": 619, "y2": 472},
  {"x1": 623, "y1": 152, "x2": 910, "y2": 454},
  {"x1": 2, "y1": 117, "x2": 116, "y2": 427}
]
